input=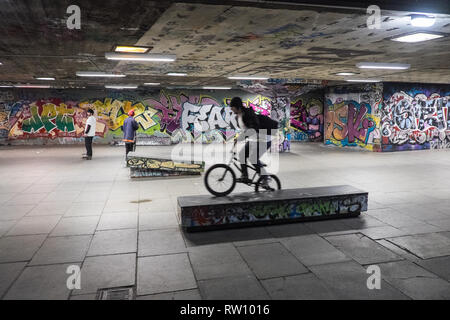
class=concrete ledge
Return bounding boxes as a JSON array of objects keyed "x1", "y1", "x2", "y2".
[
  {"x1": 178, "y1": 185, "x2": 368, "y2": 232},
  {"x1": 127, "y1": 156, "x2": 204, "y2": 179}
]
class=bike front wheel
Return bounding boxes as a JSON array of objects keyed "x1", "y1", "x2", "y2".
[
  {"x1": 204, "y1": 164, "x2": 236, "y2": 197},
  {"x1": 255, "y1": 174, "x2": 281, "y2": 192}
]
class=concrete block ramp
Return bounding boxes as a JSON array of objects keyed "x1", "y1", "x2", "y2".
[
  {"x1": 178, "y1": 185, "x2": 368, "y2": 232},
  {"x1": 126, "y1": 156, "x2": 204, "y2": 178}
]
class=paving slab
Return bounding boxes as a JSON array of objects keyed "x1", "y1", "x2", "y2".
[
  {"x1": 182, "y1": 226, "x2": 273, "y2": 247},
  {"x1": 359, "y1": 226, "x2": 407, "y2": 240},
  {"x1": 261, "y1": 273, "x2": 337, "y2": 299},
  {"x1": 188, "y1": 243, "x2": 253, "y2": 280},
  {"x1": 74, "y1": 253, "x2": 136, "y2": 295},
  {"x1": 138, "y1": 228, "x2": 186, "y2": 257},
  {"x1": 0, "y1": 205, "x2": 35, "y2": 221},
  {"x1": 265, "y1": 222, "x2": 316, "y2": 238},
  {"x1": 237, "y1": 242, "x2": 308, "y2": 279},
  {"x1": 6, "y1": 215, "x2": 61, "y2": 236},
  {"x1": 51, "y1": 216, "x2": 100, "y2": 236},
  {"x1": 378, "y1": 260, "x2": 450, "y2": 300},
  {"x1": 387, "y1": 233, "x2": 450, "y2": 259},
  {"x1": 0, "y1": 220, "x2": 17, "y2": 237},
  {"x1": 4, "y1": 264, "x2": 75, "y2": 300},
  {"x1": 137, "y1": 253, "x2": 197, "y2": 295},
  {"x1": 139, "y1": 211, "x2": 179, "y2": 230},
  {"x1": 281, "y1": 234, "x2": 351, "y2": 266},
  {"x1": 64, "y1": 202, "x2": 105, "y2": 217},
  {"x1": 198, "y1": 275, "x2": 270, "y2": 300},
  {"x1": 0, "y1": 235, "x2": 47, "y2": 263},
  {"x1": 416, "y1": 256, "x2": 450, "y2": 281},
  {"x1": 27, "y1": 201, "x2": 71, "y2": 216},
  {"x1": 96, "y1": 212, "x2": 138, "y2": 231},
  {"x1": 0, "y1": 262, "x2": 27, "y2": 298},
  {"x1": 87, "y1": 229, "x2": 137, "y2": 256},
  {"x1": 325, "y1": 234, "x2": 401, "y2": 265},
  {"x1": 30, "y1": 235, "x2": 91, "y2": 265},
  {"x1": 137, "y1": 289, "x2": 202, "y2": 300},
  {"x1": 310, "y1": 261, "x2": 409, "y2": 300}
]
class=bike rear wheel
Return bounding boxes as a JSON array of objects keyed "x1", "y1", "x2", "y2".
[
  {"x1": 255, "y1": 174, "x2": 281, "y2": 192},
  {"x1": 204, "y1": 164, "x2": 236, "y2": 197}
]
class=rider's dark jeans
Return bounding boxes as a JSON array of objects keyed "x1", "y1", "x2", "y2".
[{"x1": 241, "y1": 139, "x2": 272, "y2": 178}]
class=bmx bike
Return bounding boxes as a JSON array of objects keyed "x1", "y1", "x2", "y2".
[{"x1": 204, "y1": 144, "x2": 281, "y2": 197}]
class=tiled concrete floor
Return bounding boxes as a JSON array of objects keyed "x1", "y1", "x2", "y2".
[{"x1": 0, "y1": 142, "x2": 450, "y2": 300}]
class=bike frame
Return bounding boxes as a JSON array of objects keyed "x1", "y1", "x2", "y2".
[{"x1": 222, "y1": 144, "x2": 261, "y2": 185}]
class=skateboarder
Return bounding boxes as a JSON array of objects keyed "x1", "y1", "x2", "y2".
[
  {"x1": 122, "y1": 109, "x2": 139, "y2": 158},
  {"x1": 83, "y1": 108, "x2": 96, "y2": 160}
]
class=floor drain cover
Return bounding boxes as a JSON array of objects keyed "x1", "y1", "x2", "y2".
[
  {"x1": 130, "y1": 199, "x2": 152, "y2": 204},
  {"x1": 96, "y1": 286, "x2": 135, "y2": 300}
]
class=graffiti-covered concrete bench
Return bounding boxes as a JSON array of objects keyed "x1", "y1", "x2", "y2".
[
  {"x1": 127, "y1": 156, "x2": 204, "y2": 178},
  {"x1": 178, "y1": 185, "x2": 368, "y2": 232}
]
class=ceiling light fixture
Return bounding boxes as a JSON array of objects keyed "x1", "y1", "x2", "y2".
[
  {"x1": 335, "y1": 72, "x2": 356, "y2": 76},
  {"x1": 166, "y1": 72, "x2": 187, "y2": 76},
  {"x1": 0, "y1": 85, "x2": 12, "y2": 88},
  {"x1": 105, "y1": 52, "x2": 176, "y2": 62},
  {"x1": 410, "y1": 14, "x2": 436, "y2": 27},
  {"x1": 391, "y1": 32, "x2": 444, "y2": 43},
  {"x1": 35, "y1": 77, "x2": 56, "y2": 80},
  {"x1": 114, "y1": 45, "x2": 151, "y2": 53},
  {"x1": 14, "y1": 84, "x2": 52, "y2": 88},
  {"x1": 228, "y1": 76, "x2": 269, "y2": 80},
  {"x1": 143, "y1": 83, "x2": 161, "y2": 86},
  {"x1": 76, "y1": 71, "x2": 126, "y2": 77},
  {"x1": 346, "y1": 79, "x2": 381, "y2": 83},
  {"x1": 356, "y1": 62, "x2": 410, "y2": 70},
  {"x1": 105, "y1": 85, "x2": 138, "y2": 89},
  {"x1": 203, "y1": 86, "x2": 232, "y2": 90}
]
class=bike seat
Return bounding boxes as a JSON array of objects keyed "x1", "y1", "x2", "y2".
[{"x1": 256, "y1": 161, "x2": 267, "y2": 168}]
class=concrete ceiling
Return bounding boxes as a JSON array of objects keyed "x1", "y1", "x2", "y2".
[{"x1": 0, "y1": 0, "x2": 449, "y2": 91}]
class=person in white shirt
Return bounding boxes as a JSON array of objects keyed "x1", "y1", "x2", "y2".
[{"x1": 83, "y1": 108, "x2": 96, "y2": 160}]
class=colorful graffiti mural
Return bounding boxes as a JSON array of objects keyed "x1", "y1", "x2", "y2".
[
  {"x1": 324, "y1": 87, "x2": 382, "y2": 151},
  {"x1": 381, "y1": 90, "x2": 450, "y2": 151},
  {"x1": 0, "y1": 90, "x2": 276, "y2": 144},
  {"x1": 290, "y1": 92, "x2": 324, "y2": 142}
]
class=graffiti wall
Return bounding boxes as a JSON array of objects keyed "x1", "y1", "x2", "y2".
[
  {"x1": 290, "y1": 90, "x2": 324, "y2": 142},
  {"x1": 0, "y1": 89, "x2": 280, "y2": 145},
  {"x1": 381, "y1": 83, "x2": 450, "y2": 151},
  {"x1": 324, "y1": 84, "x2": 382, "y2": 152}
]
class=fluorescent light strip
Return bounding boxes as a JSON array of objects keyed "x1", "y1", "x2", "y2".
[
  {"x1": 336, "y1": 72, "x2": 356, "y2": 76},
  {"x1": 410, "y1": 14, "x2": 435, "y2": 27},
  {"x1": 144, "y1": 83, "x2": 160, "y2": 86},
  {"x1": 35, "y1": 77, "x2": 55, "y2": 80},
  {"x1": 14, "y1": 84, "x2": 51, "y2": 88},
  {"x1": 167, "y1": 73, "x2": 187, "y2": 76},
  {"x1": 228, "y1": 76, "x2": 269, "y2": 80},
  {"x1": 105, "y1": 52, "x2": 176, "y2": 62},
  {"x1": 114, "y1": 46, "x2": 150, "y2": 53},
  {"x1": 391, "y1": 32, "x2": 444, "y2": 43},
  {"x1": 356, "y1": 62, "x2": 410, "y2": 70},
  {"x1": 203, "y1": 86, "x2": 231, "y2": 90},
  {"x1": 346, "y1": 79, "x2": 381, "y2": 83},
  {"x1": 0, "y1": 85, "x2": 12, "y2": 88},
  {"x1": 76, "y1": 71, "x2": 126, "y2": 77},
  {"x1": 105, "y1": 85, "x2": 138, "y2": 89}
]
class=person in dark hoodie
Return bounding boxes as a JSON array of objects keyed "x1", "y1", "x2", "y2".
[
  {"x1": 229, "y1": 97, "x2": 278, "y2": 184},
  {"x1": 122, "y1": 109, "x2": 139, "y2": 158}
]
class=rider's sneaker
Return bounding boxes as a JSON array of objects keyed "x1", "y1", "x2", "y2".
[{"x1": 236, "y1": 176, "x2": 252, "y2": 184}]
